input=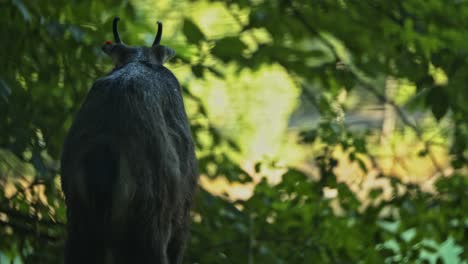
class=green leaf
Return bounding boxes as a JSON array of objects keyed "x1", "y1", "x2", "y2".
[
  {"x1": 254, "y1": 162, "x2": 262, "y2": 173},
  {"x1": 378, "y1": 220, "x2": 400, "y2": 234},
  {"x1": 191, "y1": 64, "x2": 204, "y2": 78},
  {"x1": 206, "y1": 66, "x2": 224, "y2": 78},
  {"x1": 357, "y1": 158, "x2": 367, "y2": 173},
  {"x1": 369, "y1": 188, "x2": 383, "y2": 199},
  {"x1": 211, "y1": 37, "x2": 247, "y2": 62},
  {"x1": 182, "y1": 18, "x2": 205, "y2": 44},
  {"x1": 438, "y1": 237, "x2": 464, "y2": 264},
  {"x1": 299, "y1": 129, "x2": 317, "y2": 144},
  {"x1": 451, "y1": 158, "x2": 464, "y2": 169},
  {"x1": 400, "y1": 228, "x2": 416, "y2": 242},
  {"x1": 426, "y1": 87, "x2": 449, "y2": 121}
]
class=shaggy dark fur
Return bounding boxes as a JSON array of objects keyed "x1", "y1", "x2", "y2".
[{"x1": 60, "y1": 18, "x2": 198, "y2": 264}]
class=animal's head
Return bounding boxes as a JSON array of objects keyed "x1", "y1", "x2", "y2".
[{"x1": 102, "y1": 17, "x2": 175, "y2": 68}]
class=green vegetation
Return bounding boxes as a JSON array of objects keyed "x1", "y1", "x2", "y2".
[{"x1": 0, "y1": 0, "x2": 467, "y2": 263}]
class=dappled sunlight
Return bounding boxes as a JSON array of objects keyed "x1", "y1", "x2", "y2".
[
  {"x1": 1, "y1": 0, "x2": 467, "y2": 262},
  {"x1": 199, "y1": 175, "x2": 253, "y2": 201},
  {"x1": 188, "y1": 2, "x2": 242, "y2": 38},
  {"x1": 191, "y1": 64, "x2": 300, "y2": 162}
]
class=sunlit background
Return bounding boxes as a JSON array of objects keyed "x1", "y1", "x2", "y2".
[{"x1": 1, "y1": 0, "x2": 467, "y2": 263}]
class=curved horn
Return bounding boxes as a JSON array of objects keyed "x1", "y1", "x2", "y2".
[
  {"x1": 152, "y1": 21, "x2": 163, "y2": 46},
  {"x1": 113, "y1": 17, "x2": 122, "y2": 44}
]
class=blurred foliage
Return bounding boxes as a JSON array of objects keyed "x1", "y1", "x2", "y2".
[{"x1": 0, "y1": 0, "x2": 467, "y2": 263}]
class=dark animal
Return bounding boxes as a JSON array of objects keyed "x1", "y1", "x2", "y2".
[{"x1": 60, "y1": 17, "x2": 198, "y2": 264}]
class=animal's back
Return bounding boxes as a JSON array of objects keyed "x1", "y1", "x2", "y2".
[
  {"x1": 61, "y1": 18, "x2": 198, "y2": 264},
  {"x1": 62, "y1": 61, "x2": 188, "y2": 209},
  {"x1": 61, "y1": 62, "x2": 195, "y2": 263}
]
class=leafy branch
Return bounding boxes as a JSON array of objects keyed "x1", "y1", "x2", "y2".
[{"x1": 286, "y1": 0, "x2": 445, "y2": 176}]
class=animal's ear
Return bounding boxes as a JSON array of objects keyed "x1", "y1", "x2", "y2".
[{"x1": 153, "y1": 45, "x2": 176, "y2": 64}]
